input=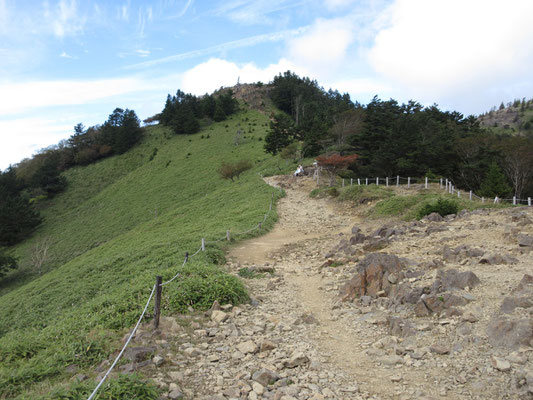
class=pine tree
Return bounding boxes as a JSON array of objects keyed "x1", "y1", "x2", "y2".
[{"x1": 479, "y1": 162, "x2": 511, "y2": 198}]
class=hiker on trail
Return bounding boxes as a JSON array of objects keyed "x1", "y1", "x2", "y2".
[{"x1": 294, "y1": 165, "x2": 304, "y2": 176}]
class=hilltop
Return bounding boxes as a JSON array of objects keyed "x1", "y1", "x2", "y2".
[{"x1": 478, "y1": 98, "x2": 533, "y2": 136}]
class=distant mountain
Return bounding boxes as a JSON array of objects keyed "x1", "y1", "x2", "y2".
[{"x1": 478, "y1": 98, "x2": 533, "y2": 136}]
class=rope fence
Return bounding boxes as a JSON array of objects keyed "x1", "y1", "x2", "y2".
[
  {"x1": 314, "y1": 170, "x2": 532, "y2": 207},
  {"x1": 86, "y1": 189, "x2": 279, "y2": 400}
]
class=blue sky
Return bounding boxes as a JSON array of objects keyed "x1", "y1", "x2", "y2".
[{"x1": 2, "y1": 0, "x2": 533, "y2": 170}]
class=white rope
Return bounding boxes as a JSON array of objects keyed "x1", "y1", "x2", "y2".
[
  {"x1": 160, "y1": 257, "x2": 188, "y2": 287},
  {"x1": 189, "y1": 246, "x2": 203, "y2": 258},
  {"x1": 87, "y1": 283, "x2": 157, "y2": 400}
]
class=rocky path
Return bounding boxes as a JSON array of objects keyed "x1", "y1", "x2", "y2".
[{"x1": 123, "y1": 175, "x2": 533, "y2": 399}]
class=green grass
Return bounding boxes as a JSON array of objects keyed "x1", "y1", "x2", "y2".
[
  {"x1": 370, "y1": 190, "x2": 512, "y2": 220},
  {"x1": 0, "y1": 107, "x2": 285, "y2": 398},
  {"x1": 337, "y1": 185, "x2": 393, "y2": 203},
  {"x1": 322, "y1": 182, "x2": 513, "y2": 221}
]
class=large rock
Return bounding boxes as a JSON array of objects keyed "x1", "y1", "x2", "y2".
[
  {"x1": 339, "y1": 253, "x2": 405, "y2": 301},
  {"x1": 487, "y1": 317, "x2": 533, "y2": 349},
  {"x1": 501, "y1": 274, "x2": 533, "y2": 313},
  {"x1": 432, "y1": 269, "x2": 481, "y2": 292},
  {"x1": 479, "y1": 253, "x2": 518, "y2": 265}
]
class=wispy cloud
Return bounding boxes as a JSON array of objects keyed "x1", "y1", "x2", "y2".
[
  {"x1": 59, "y1": 51, "x2": 73, "y2": 58},
  {"x1": 124, "y1": 27, "x2": 308, "y2": 70},
  {"x1": 44, "y1": 0, "x2": 85, "y2": 38},
  {"x1": 213, "y1": 0, "x2": 311, "y2": 24}
]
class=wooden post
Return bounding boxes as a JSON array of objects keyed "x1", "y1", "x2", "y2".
[
  {"x1": 469, "y1": 191, "x2": 472, "y2": 201},
  {"x1": 407, "y1": 177, "x2": 411, "y2": 188},
  {"x1": 365, "y1": 178, "x2": 368, "y2": 185},
  {"x1": 154, "y1": 276, "x2": 162, "y2": 330},
  {"x1": 376, "y1": 177, "x2": 379, "y2": 185},
  {"x1": 350, "y1": 178, "x2": 353, "y2": 186},
  {"x1": 342, "y1": 179, "x2": 345, "y2": 187},
  {"x1": 452, "y1": 185, "x2": 455, "y2": 195},
  {"x1": 226, "y1": 230, "x2": 230, "y2": 241},
  {"x1": 201, "y1": 238, "x2": 205, "y2": 251},
  {"x1": 445, "y1": 179, "x2": 448, "y2": 191},
  {"x1": 513, "y1": 196, "x2": 516, "y2": 205},
  {"x1": 357, "y1": 178, "x2": 361, "y2": 185},
  {"x1": 482, "y1": 197, "x2": 485, "y2": 203},
  {"x1": 494, "y1": 196, "x2": 498, "y2": 204},
  {"x1": 396, "y1": 175, "x2": 400, "y2": 186},
  {"x1": 457, "y1": 191, "x2": 461, "y2": 198},
  {"x1": 386, "y1": 177, "x2": 389, "y2": 187},
  {"x1": 440, "y1": 178, "x2": 443, "y2": 189},
  {"x1": 425, "y1": 177, "x2": 428, "y2": 189},
  {"x1": 529, "y1": 197, "x2": 532, "y2": 207}
]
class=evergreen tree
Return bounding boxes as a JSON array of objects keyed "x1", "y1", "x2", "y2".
[
  {"x1": 264, "y1": 113, "x2": 298, "y2": 155},
  {"x1": 213, "y1": 103, "x2": 226, "y2": 122},
  {"x1": 479, "y1": 162, "x2": 512, "y2": 198}
]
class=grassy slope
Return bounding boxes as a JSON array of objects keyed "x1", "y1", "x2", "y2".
[{"x1": 0, "y1": 108, "x2": 289, "y2": 399}]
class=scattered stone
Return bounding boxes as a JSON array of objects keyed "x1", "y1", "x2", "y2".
[
  {"x1": 211, "y1": 310, "x2": 228, "y2": 324},
  {"x1": 237, "y1": 340, "x2": 258, "y2": 354},
  {"x1": 491, "y1": 356, "x2": 511, "y2": 372},
  {"x1": 429, "y1": 344, "x2": 450, "y2": 355},
  {"x1": 252, "y1": 369, "x2": 280, "y2": 386},
  {"x1": 123, "y1": 346, "x2": 156, "y2": 363},
  {"x1": 168, "y1": 388, "x2": 184, "y2": 400},
  {"x1": 518, "y1": 234, "x2": 533, "y2": 247},
  {"x1": 284, "y1": 351, "x2": 310, "y2": 368},
  {"x1": 152, "y1": 355, "x2": 164, "y2": 366}
]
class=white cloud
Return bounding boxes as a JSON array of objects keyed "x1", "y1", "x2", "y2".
[
  {"x1": 323, "y1": 0, "x2": 357, "y2": 10},
  {"x1": 0, "y1": 78, "x2": 149, "y2": 115},
  {"x1": 286, "y1": 17, "x2": 354, "y2": 78},
  {"x1": 180, "y1": 58, "x2": 308, "y2": 95},
  {"x1": 368, "y1": 0, "x2": 533, "y2": 98},
  {"x1": 0, "y1": 117, "x2": 74, "y2": 170},
  {"x1": 60, "y1": 51, "x2": 73, "y2": 58}
]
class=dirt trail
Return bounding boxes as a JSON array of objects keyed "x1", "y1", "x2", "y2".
[{"x1": 228, "y1": 176, "x2": 430, "y2": 399}]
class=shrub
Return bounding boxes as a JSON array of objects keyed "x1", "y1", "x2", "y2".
[
  {"x1": 327, "y1": 187, "x2": 339, "y2": 197},
  {"x1": 416, "y1": 198, "x2": 459, "y2": 219},
  {"x1": 218, "y1": 159, "x2": 253, "y2": 182},
  {"x1": 166, "y1": 264, "x2": 249, "y2": 312}
]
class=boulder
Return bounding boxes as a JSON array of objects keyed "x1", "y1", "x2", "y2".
[
  {"x1": 425, "y1": 212, "x2": 444, "y2": 222},
  {"x1": 431, "y1": 269, "x2": 481, "y2": 292},
  {"x1": 479, "y1": 253, "x2": 518, "y2": 265},
  {"x1": 339, "y1": 253, "x2": 405, "y2": 301},
  {"x1": 487, "y1": 317, "x2": 533, "y2": 349},
  {"x1": 387, "y1": 316, "x2": 416, "y2": 337},
  {"x1": 500, "y1": 274, "x2": 533, "y2": 313}
]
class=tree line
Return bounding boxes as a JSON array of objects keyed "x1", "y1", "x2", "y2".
[
  {"x1": 265, "y1": 71, "x2": 533, "y2": 200},
  {"x1": 159, "y1": 89, "x2": 239, "y2": 134},
  {"x1": 0, "y1": 107, "x2": 143, "y2": 264}
]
